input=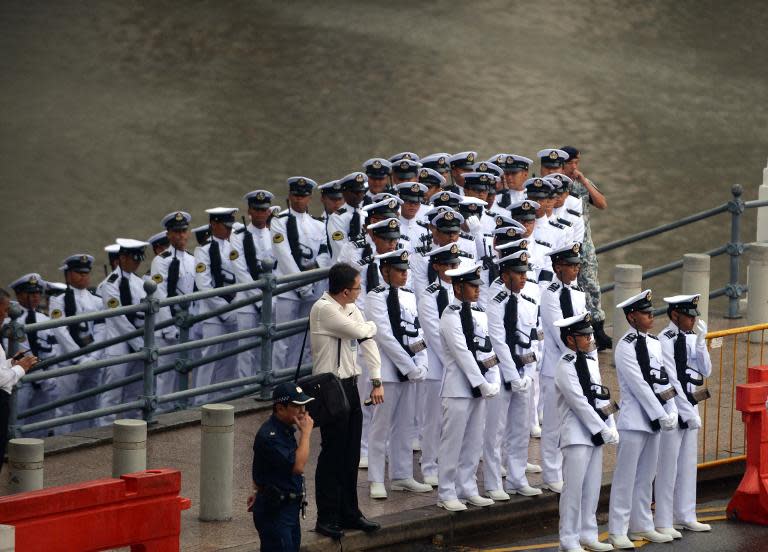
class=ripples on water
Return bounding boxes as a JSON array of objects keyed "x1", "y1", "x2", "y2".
[{"x1": 1, "y1": 0, "x2": 767, "y2": 322}]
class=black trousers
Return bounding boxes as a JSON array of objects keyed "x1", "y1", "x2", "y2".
[
  {"x1": 0, "y1": 390, "x2": 9, "y2": 475},
  {"x1": 253, "y1": 501, "x2": 301, "y2": 552},
  {"x1": 315, "y1": 376, "x2": 362, "y2": 525}
]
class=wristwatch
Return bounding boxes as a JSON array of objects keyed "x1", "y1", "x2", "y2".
[{"x1": 371, "y1": 378, "x2": 382, "y2": 388}]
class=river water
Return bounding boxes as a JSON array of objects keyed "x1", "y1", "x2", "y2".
[{"x1": 2, "y1": 0, "x2": 767, "y2": 324}]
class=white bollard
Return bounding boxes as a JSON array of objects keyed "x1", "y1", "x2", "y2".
[
  {"x1": 682, "y1": 254, "x2": 710, "y2": 326},
  {"x1": 613, "y1": 264, "x2": 643, "y2": 338},
  {"x1": 757, "y1": 158, "x2": 768, "y2": 242},
  {"x1": 7, "y1": 438, "x2": 44, "y2": 494},
  {"x1": 199, "y1": 404, "x2": 234, "y2": 521},
  {"x1": 112, "y1": 419, "x2": 147, "y2": 478},
  {"x1": 747, "y1": 243, "x2": 768, "y2": 343},
  {"x1": 0, "y1": 525, "x2": 14, "y2": 552}
]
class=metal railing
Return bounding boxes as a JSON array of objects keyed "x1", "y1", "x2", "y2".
[
  {"x1": 597, "y1": 184, "x2": 768, "y2": 319},
  {"x1": 697, "y1": 323, "x2": 768, "y2": 467},
  {"x1": 4, "y1": 262, "x2": 329, "y2": 437}
]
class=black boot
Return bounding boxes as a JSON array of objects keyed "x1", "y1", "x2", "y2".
[{"x1": 593, "y1": 319, "x2": 613, "y2": 351}]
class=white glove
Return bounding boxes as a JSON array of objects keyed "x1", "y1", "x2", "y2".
[
  {"x1": 660, "y1": 412, "x2": 678, "y2": 431},
  {"x1": 465, "y1": 215, "x2": 481, "y2": 235},
  {"x1": 518, "y1": 375, "x2": 533, "y2": 392},
  {"x1": 296, "y1": 284, "x2": 314, "y2": 299},
  {"x1": 507, "y1": 377, "x2": 526, "y2": 393},
  {"x1": 695, "y1": 319, "x2": 708, "y2": 348},
  {"x1": 408, "y1": 365, "x2": 427, "y2": 382},
  {"x1": 600, "y1": 427, "x2": 620, "y2": 445},
  {"x1": 479, "y1": 381, "x2": 500, "y2": 398},
  {"x1": 686, "y1": 414, "x2": 702, "y2": 429}
]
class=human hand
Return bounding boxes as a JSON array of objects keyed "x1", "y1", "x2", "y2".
[
  {"x1": 247, "y1": 492, "x2": 256, "y2": 512},
  {"x1": 465, "y1": 215, "x2": 481, "y2": 235},
  {"x1": 15, "y1": 355, "x2": 38, "y2": 372},
  {"x1": 600, "y1": 427, "x2": 619, "y2": 445},
  {"x1": 408, "y1": 365, "x2": 427, "y2": 382},
  {"x1": 295, "y1": 411, "x2": 314, "y2": 433},
  {"x1": 686, "y1": 415, "x2": 702, "y2": 430},
  {"x1": 370, "y1": 385, "x2": 384, "y2": 405},
  {"x1": 660, "y1": 413, "x2": 678, "y2": 431}
]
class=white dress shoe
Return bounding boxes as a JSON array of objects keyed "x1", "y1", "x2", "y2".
[
  {"x1": 541, "y1": 481, "x2": 563, "y2": 493},
  {"x1": 358, "y1": 456, "x2": 368, "y2": 469},
  {"x1": 559, "y1": 547, "x2": 586, "y2": 552},
  {"x1": 628, "y1": 530, "x2": 673, "y2": 543},
  {"x1": 464, "y1": 494, "x2": 494, "y2": 507},
  {"x1": 437, "y1": 499, "x2": 467, "y2": 511},
  {"x1": 501, "y1": 466, "x2": 508, "y2": 477},
  {"x1": 656, "y1": 527, "x2": 683, "y2": 539},
  {"x1": 607, "y1": 534, "x2": 635, "y2": 549},
  {"x1": 486, "y1": 489, "x2": 511, "y2": 501},
  {"x1": 526, "y1": 462, "x2": 543, "y2": 473},
  {"x1": 674, "y1": 520, "x2": 712, "y2": 532},
  {"x1": 423, "y1": 475, "x2": 438, "y2": 487},
  {"x1": 530, "y1": 424, "x2": 542, "y2": 438},
  {"x1": 391, "y1": 478, "x2": 432, "y2": 493},
  {"x1": 369, "y1": 482, "x2": 387, "y2": 499},
  {"x1": 580, "y1": 540, "x2": 615, "y2": 551},
  {"x1": 506, "y1": 485, "x2": 543, "y2": 497}
]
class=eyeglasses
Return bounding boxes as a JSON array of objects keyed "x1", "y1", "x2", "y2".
[{"x1": 347, "y1": 286, "x2": 362, "y2": 291}]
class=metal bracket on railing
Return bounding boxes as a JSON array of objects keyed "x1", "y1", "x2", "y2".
[
  {"x1": 727, "y1": 184, "x2": 746, "y2": 319},
  {"x1": 725, "y1": 282, "x2": 746, "y2": 299},
  {"x1": 726, "y1": 242, "x2": 745, "y2": 256},
  {"x1": 727, "y1": 184, "x2": 746, "y2": 215},
  {"x1": 140, "y1": 395, "x2": 158, "y2": 414}
]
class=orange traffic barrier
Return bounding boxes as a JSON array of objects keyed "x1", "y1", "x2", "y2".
[
  {"x1": 727, "y1": 366, "x2": 768, "y2": 525},
  {"x1": 0, "y1": 468, "x2": 191, "y2": 551}
]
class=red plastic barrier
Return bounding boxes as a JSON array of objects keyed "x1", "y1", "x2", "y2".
[
  {"x1": 727, "y1": 365, "x2": 768, "y2": 525},
  {"x1": 0, "y1": 468, "x2": 191, "y2": 551}
]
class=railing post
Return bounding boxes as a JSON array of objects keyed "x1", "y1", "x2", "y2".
[
  {"x1": 747, "y1": 242, "x2": 768, "y2": 343},
  {"x1": 6, "y1": 305, "x2": 24, "y2": 438},
  {"x1": 112, "y1": 419, "x2": 147, "y2": 477},
  {"x1": 682, "y1": 253, "x2": 710, "y2": 325},
  {"x1": 757, "y1": 158, "x2": 768, "y2": 242},
  {"x1": 141, "y1": 280, "x2": 159, "y2": 424},
  {"x1": 175, "y1": 302, "x2": 191, "y2": 411},
  {"x1": 8, "y1": 438, "x2": 44, "y2": 493},
  {"x1": 259, "y1": 260, "x2": 275, "y2": 400},
  {"x1": 613, "y1": 264, "x2": 643, "y2": 338},
  {"x1": 199, "y1": 404, "x2": 234, "y2": 521},
  {"x1": 726, "y1": 184, "x2": 745, "y2": 318}
]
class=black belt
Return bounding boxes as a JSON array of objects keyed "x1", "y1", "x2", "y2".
[{"x1": 340, "y1": 375, "x2": 358, "y2": 385}]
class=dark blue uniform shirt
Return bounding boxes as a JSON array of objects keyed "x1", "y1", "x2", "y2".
[{"x1": 252, "y1": 414, "x2": 302, "y2": 495}]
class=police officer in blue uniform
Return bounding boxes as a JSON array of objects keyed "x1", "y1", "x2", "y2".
[{"x1": 249, "y1": 382, "x2": 315, "y2": 552}]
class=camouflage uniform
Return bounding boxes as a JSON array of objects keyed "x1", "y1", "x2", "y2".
[{"x1": 570, "y1": 180, "x2": 605, "y2": 322}]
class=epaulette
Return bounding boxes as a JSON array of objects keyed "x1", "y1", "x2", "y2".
[
  {"x1": 449, "y1": 304, "x2": 461, "y2": 311},
  {"x1": 416, "y1": 220, "x2": 429, "y2": 229},
  {"x1": 622, "y1": 333, "x2": 637, "y2": 344},
  {"x1": 492, "y1": 291, "x2": 509, "y2": 304},
  {"x1": 160, "y1": 250, "x2": 172, "y2": 258},
  {"x1": 566, "y1": 208, "x2": 582, "y2": 217},
  {"x1": 547, "y1": 281, "x2": 560, "y2": 292},
  {"x1": 549, "y1": 220, "x2": 565, "y2": 230},
  {"x1": 569, "y1": 191, "x2": 580, "y2": 199},
  {"x1": 425, "y1": 282, "x2": 441, "y2": 294},
  {"x1": 335, "y1": 207, "x2": 348, "y2": 215},
  {"x1": 107, "y1": 273, "x2": 118, "y2": 283},
  {"x1": 458, "y1": 250, "x2": 473, "y2": 258},
  {"x1": 663, "y1": 329, "x2": 676, "y2": 339},
  {"x1": 459, "y1": 231, "x2": 474, "y2": 241},
  {"x1": 563, "y1": 353, "x2": 575, "y2": 362},
  {"x1": 353, "y1": 238, "x2": 367, "y2": 248},
  {"x1": 684, "y1": 330, "x2": 695, "y2": 335},
  {"x1": 277, "y1": 212, "x2": 289, "y2": 218},
  {"x1": 535, "y1": 239, "x2": 551, "y2": 248},
  {"x1": 371, "y1": 285, "x2": 386, "y2": 293},
  {"x1": 357, "y1": 256, "x2": 374, "y2": 266},
  {"x1": 471, "y1": 305, "x2": 485, "y2": 312},
  {"x1": 492, "y1": 277, "x2": 503, "y2": 286},
  {"x1": 416, "y1": 245, "x2": 430, "y2": 255},
  {"x1": 521, "y1": 294, "x2": 536, "y2": 304},
  {"x1": 234, "y1": 226, "x2": 246, "y2": 234},
  {"x1": 556, "y1": 218, "x2": 572, "y2": 227},
  {"x1": 399, "y1": 234, "x2": 410, "y2": 241},
  {"x1": 312, "y1": 215, "x2": 325, "y2": 222},
  {"x1": 401, "y1": 287, "x2": 414, "y2": 293},
  {"x1": 648, "y1": 334, "x2": 659, "y2": 341}
]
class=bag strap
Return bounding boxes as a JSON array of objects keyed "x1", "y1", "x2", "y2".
[{"x1": 293, "y1": 321, "x2": 311, "y2": 382}]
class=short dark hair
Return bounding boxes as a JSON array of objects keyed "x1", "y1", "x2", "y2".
[
  {"x1": 560, "y1": 145, "x2": 580, "y2": 160},
  {"x1": 0, "y1": 289, "x2": 10, "y2": 301},
  {"x1": 328, "y1": 263, "x2": 359, "y2": 294}
]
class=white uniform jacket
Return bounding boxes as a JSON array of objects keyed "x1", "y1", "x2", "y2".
[
  {"x1": 417, "y1": 279, "x2": 455, "y2": 381},
  {"x1": 486, "y1": 287, "x2": 539, "y2": 387},
  {"x1": 540, "y1": 277, "x2": 586, "y2": 378},
  {"x1": 100, "y1": 270, "x2": 146, "y2": 353},
  {"x1": 150, "y1": 245, "x2": 197, "y2": 339}
]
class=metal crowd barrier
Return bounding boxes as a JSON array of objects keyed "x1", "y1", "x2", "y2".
[
  {"x1": 698, "y1": 323, "x2": 768, "y2": 467},
  {"x1": 4, "y1": 262, "x2": 329, "y2": 437}
]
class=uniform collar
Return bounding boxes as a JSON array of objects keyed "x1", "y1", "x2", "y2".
[{"x1": 269, "y1": 413, "x2": 296, "y2": 434}]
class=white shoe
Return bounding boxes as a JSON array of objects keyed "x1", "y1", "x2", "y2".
[
  {"x1": 628, "y1": 530, "x2": 673, "y2": 543},
  {"x1": 369, "y1": 482, "x2": 387, "y2": 499},
  {"x1": 464, "y1": 494, "x2": 494, "y2": 507},
  {"x1": 412, "y1": 439, "x2": 421, "y2": 452},
  {"x1": 530, "y1": 424, "x2": 542, "y2": 438},
  {"x1": 580, "y1": 541, "x2": 615, "y2": 551},
  {"x1": 541, "y1": 481, "x2": 563, "y2": 493},
  {"x1": 486, "y1": 489, "x2": 510, "y2": 501},
  {"x1": 391, "y1": 478, "x2": 432, "y2": 493},
  {"x1": 358, "y1": 456, "x2": 368, "y2": 469},
  {"x1": 501, "y1": 466, "x2": 508, "y2": 477},
  {"x1": 423, "y1": 475, "x2": 438, "y2": 487},
  {"x1": 506, "y1": 485, "x2": 543, "y2": 497},
  {"x1": 607, "y1": 534, "x2": 635, "y2": 549},
  {"x1": 437, "y1": 499, "x2": 467, "y2": 512},
  {"x1": 526, "y1": 462, "x2": 543, "y2": 473},
  {"x1": 559, "y1": 547, "x2": 586, "y2": 552},
  {"x1": 656, "y1": 527, "x2": 683, "y2": 539},
  {"x1": 674, "y1": 520, "x2": 712, "y2": 532}
]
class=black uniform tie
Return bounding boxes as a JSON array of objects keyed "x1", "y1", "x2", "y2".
[
  {"x1": 366, "y1": 260, "x2": 380, "y2": 291},
  {"x1": 436, "y1": 286, "x2": 449, "y2": 317},
  {"x1": 559, "y1": 285, "x2": 574, "y2": 318},
  {"x1": 349, "y1": 210, "x2": 361, "y2": 240},
  {"x1": 25, "y1": 309, "x2": 40, "y2": 357},
  {"x1": 120, "y1": 275, "x2": 138, "y2": 325},
  {"x1": 498, "y1": 190, "x2": 511, "y2": 209}
]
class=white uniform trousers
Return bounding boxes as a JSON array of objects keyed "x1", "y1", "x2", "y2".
[
  {"x1": 155, "y1": 336, "x2": 179, "y2": 411},
  {"x1": 100, "y1": 353, "x2": 144, "y2": 424},
  {"x1": 193, "y1": 318, "x2": 238, "y2": 405},
  {"x1": 482, "y1": 386, "x2": 532, "y2": 491},
  {"x1": 53, "y1": 368, "x2": 79, "y2": 434},
  {"x1": 540, "y1": 375, "x2": 563, "y2": 484},
  {"x1": 70, "y1": 364, "x2": 103, "y2": 431},
  {"x1": 272, "y1": 297, "x2": 312, "y2": 373},
  {"x1": 17, "y1": 379, "x2": 57, "y2": 437},
  {"x1": 654, "y1": 427, "x2": 699, "y2": 527},
  {"x1": 419, "y1": 380, "x2": 442, "y2": 479},
  {"x1": 236, "y1": 311, "x2": 261, "y2": 380},
  {"x1": 438, "y1": 397, "x2": 486, "y2": 502},
  {"x1": 608, "y1": 429, "x2": 660, "y2": 535},
  {"x1": 531, "y1": 369, "x2": 541, "y2": 427},
  {"x1": 368, "y1": 382, "x2": 416, "y2": 483},
  {"x1": 560, "y1": 444, "x2": 603, "y2": 550}
]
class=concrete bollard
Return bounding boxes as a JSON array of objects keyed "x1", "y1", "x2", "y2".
[
  {"x1": 756, "y1": 158, "x2": 768, "y2": 242},
  {"x1": 747, "y1": 243, "x2": 768, "y2": 343},
  {"x1": 682, "y1": 254, "x2": 710, "y2": 325},
  {"x1": 0, "y1": 525, "x2": 13, "y2": 552},
  {"x1": 199, "y1": 404, "x2": 234, "y2": 521},
  {"x1": 613, "y1": 264, "x2": 643, "y2": 339},
  {"x1": 7, "y1": 439, "x2": 44, "y2": 494},
  {"x1": 112, "y1": 419, "x2": 147, "y2": 478}
]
